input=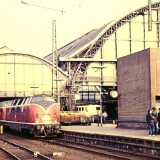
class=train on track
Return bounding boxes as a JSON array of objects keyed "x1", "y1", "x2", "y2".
[
  {"x1": 0, "y1": 94, "x2": 62, "y2": 137},
  {"x1": 75, "y1": 104, "x2": 100, "y2": 123},
  {"x1": 60, "y1": 111, "x2": 91, "y2": 125},
  {"x1": 60, "y1": 104, "x2": 101, "y2": 125}
]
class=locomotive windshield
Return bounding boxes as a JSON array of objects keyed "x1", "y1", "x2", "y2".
[{"x1": 31, "y1": 95, "x2": 56, "y2": 108}]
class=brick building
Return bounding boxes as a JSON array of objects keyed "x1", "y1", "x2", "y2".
[{"x1": 117, "y1": 48, "x2": 160, "y2": 129}]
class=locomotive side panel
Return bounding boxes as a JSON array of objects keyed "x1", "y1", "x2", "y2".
[
  {"x1": 15, "y1": 106, "x2": 24, "y2": 122},
  {"x1": 5, "y1": 106, "x2": 28, "y2": 122},
  {"x1": 0, "y1": 108, "x2": 6, "y2": 120},
  {"x1": 6, "y1": 108, "x2": 14, "y2": 121}
]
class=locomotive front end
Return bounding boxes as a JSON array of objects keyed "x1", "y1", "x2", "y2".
[{"x1": 31, "y1": 95, "x2": 62, "y2": 137}]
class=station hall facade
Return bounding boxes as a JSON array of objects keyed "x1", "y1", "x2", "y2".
[{"x1": 1, "y1": 2, "x2": 160, "y2": 127}]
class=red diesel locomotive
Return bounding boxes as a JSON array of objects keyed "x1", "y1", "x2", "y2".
[{"x1": 0, "y1": 94, "x2": 61, "y2": 137}]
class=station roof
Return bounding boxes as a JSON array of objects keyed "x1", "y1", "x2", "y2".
[
  {"x1": 44, "y1": 2, "x2": 160, "y2": 61},
  {"x1": 56, "y1": 22, "x2": 112, "y2": 58},
  {"x1": 44, "y1": 21, "x2": 112, "y2": 61}
]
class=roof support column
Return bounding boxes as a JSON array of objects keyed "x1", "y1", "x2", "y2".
[{"x1": 68, "y1": 62, "x2": 72, "y2": 110}]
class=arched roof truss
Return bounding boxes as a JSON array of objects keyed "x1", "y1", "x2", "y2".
[
  {"x1": 0, "y1": 53, "x2": 67, "y2": 98},
  {"x1": 62, "y1": 1, "x2": 160, "y2": 84}
]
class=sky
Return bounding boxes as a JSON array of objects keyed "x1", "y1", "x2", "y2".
[{"x1": 0, "y1": 0, "x2": 159, "y2": 58}]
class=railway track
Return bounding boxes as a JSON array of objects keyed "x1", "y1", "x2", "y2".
[
  {"x1": 54, "y1": 130, "x2": 160, "y2": 160},
  {"x1": 1, "y1": 131, "x2": 159, "y2": 160},
  {"x1": 44, "y1": 139, "x2": 133, "y2": 160},
  {"x1": 1, "y1": 133, "x2": 109, "y2": 160},
  {"x1": 0, "y1": 137, "x2": 53, "y2": 160}
]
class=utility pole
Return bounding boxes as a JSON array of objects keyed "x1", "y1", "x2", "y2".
[
  {"x1": 52, "y1": 19, "x2": 58, "y2": 100},
  {"x1": 21, "y1": 1, "x2": 64, "y2": 101},
  {"x1": 52, "y1": 19, "x2": 56, "y2": 97},
  {"x1": 148, "y1": 0, "x2": 152, "y2": 31},
  {"x1": 92, "y1": 66, "x2": 106, "y2": 127}
]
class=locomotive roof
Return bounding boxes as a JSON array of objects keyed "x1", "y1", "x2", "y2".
[{"x1": 0, "y1": 94, "x2": 55, "y2": 108}]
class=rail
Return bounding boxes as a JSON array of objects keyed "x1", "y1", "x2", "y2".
[{"x1": 0, "y1": 137, "x2": 53, "y2": 160}]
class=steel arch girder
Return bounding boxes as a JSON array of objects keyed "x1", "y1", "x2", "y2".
[{"x1": 62, "y1": 1, "x2": 160, "y2": 89}]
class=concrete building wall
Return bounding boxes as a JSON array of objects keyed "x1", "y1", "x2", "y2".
[{"x1": 117, "y1": 48, "x2": 154, "y2": 129}]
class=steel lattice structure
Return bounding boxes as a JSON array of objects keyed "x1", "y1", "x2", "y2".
[{"x1": 45, "y1": 1, "x2": 160, "y2": 109}]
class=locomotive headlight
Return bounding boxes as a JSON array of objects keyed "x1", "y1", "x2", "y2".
[
  {"x1": 48, "y1": 125, "x2": 52, "y2": 128},
  {"x1": 55, "y1": 125, "x2": 60, "y2": 129},
  {"x1": 54, "y1": 114, "x2": 57, "y2": 122},
  {"x1": 55, "y1": 125, "x2": 58, "y2": 128},
  {"x1": 41, "y1": 125, "x2": 45, "y2": 130},
  {"x1": 36, "y1": 125, "x2": 41, "y2": 130},
  {"x1": 42, "y1": 115, "x2": 51, "y2": 123}
]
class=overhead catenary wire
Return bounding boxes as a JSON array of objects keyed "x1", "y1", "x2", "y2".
[{"x1": 21, "y1": 1, "x2": 66, "y2": 14}]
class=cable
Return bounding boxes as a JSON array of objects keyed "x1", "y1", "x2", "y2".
[{"x1": 21, "y1": 1, "x2": 66, "y2": 14}]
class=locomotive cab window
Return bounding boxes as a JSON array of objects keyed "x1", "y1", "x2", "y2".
[
  {"x1": 44, "y1": 96, "x2": 55, "y2": 102},
  {"x1": 32, "y1": 96, "x2": 43, "y2": 102},
  {"x1": 32, "y1": 95, "x2": 55, "y2": 103},
  {"x1": 31, "y1": 95, "x2": 56, "y2": 108}
]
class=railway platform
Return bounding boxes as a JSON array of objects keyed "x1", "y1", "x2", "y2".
[
  {"x1": 62, "y1": 123, "x2": 160, "y2": 159},
  {"x1": 62, "y1": 123, "x2": 160, "y2": 141}
]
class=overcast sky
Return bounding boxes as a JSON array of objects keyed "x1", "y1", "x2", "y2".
[{"x1": 0, "y1": 0, "x2": 159, "y2": 57}]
